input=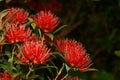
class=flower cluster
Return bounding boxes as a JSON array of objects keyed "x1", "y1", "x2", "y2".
[{"x1": 0, "y1": 8, "x2": 95, "y2": 80}]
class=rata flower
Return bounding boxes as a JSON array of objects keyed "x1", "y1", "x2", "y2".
[
  {"x1": 4, "y1": 8, "x2": 29, "y2": 24},
  {"x1": 0, "y1": 71, "x2": 19, "y2": 80},
  {"x1": 5, "y1": 23, "x2": 32, "y2": 44},
  {"x1": 17, "y1": 41, "x2": 51, "y2": 64},
  {"x1": 33, "y1": 11, "x2": 60, "y2": 33},
  {"x1": 56, "y1": 39, "x2": 92, "y2": 72}
]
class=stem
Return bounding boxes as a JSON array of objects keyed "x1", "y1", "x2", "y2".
[
  {"x1": 38, "y1": 29, "x2": 42, "y2": 38},
  {"x1": 61, "y1": 73, "x2": 69, "y2": 80},
  {"x1": 10, "y1": 45, "x2": 16, "y2": 65},
  {"x1": 25, "y1": 21, "x2": 32, "y2": 26},
  {"x1": 26, "y1": 64, "x2": 34, "y2": 79},
  {"x1": 54, "y1": 63, "x2": 65, "y2": 80},
  {"x1": 61, "y1": 67, "x2": 73, "y2": 80},
  {"x1": 25, "y1": 18, "x2": 33, "y2": 26}
]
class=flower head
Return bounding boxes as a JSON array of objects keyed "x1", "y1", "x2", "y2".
[
  {"x1": 5, "y1": 23, "x2": 32, "y2": 44},
  {"x1": 0, "y1": 71, "x2": 19, "y2": 80},
  {"x1": 17, "y1": 41, "x2": 51, "y2": 64},
  {"x1": 56, "y1": 39, "x2": 92, "y2": 72},
  {"x1": 33, "y1": 11, "x2": 60, "y2": 33},
  {"x1": 5, "y1": 8, "x2": 29, "y2": 24}
]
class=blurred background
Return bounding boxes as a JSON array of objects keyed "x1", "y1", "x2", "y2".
[{"x1": 0, "y1": 0, "x2": 120, "y2": 80}]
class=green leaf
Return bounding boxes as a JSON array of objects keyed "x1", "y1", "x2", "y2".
[
  {"x1": 13, "y1": 72, "x2": 21, "y2": 78},
  {"x1": 65, "y1": 63, "x2": 70, "y2": 72},
  {"x1": 31, "y1": 23, "x2": 36, "y2": 30},
  {"x1": 38, "y1": 29, "x2": 42, "y2": 38},
  {"x1": 5, "y1": 51, "x2": 12, "y2": 58},
  {"x1": 114, "y1": 50, "x2": 120, "y2": 57},
  {"x1": 25, "y1": 18, "x2": 34, "y2": 26},
  {"x1": 51, "y1": 52, "x2": 65, "y2": 61},
  {"x1": 0, "y1": 60, "x2": 11, "y2": 72},
  {"x1": 0, "y1": 9, "x2": 8, "y2": 20},
  {"x1": 45, "y1": 33, "x2": 54, "y2": 41},
  {"x1": 46, "y1": 65, "x2": 54, "y2": 78},
  {"x1": 28, "y1": 75, "x2": 40, "y2": 79},
  {"x1": 53, "y1": 25, "x2": 67, "y2": 34},
  {"x1": 3, "y1": 9, "x2": 19, "y2": 24},
  {"x1": 28, "y1": 17, "x2": 33, "y2": 22}
]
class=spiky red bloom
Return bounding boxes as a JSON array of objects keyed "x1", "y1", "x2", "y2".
[
  {"x1": 56, "y1": 39, "x2": 92, "y2": 72},
  {"x1": 33, "y1": 11, "x2": 60, "y2": 33},
  {"x1": 0, "y1": 71, "x2": 19, "y2": 80},
  {"x1": 5, "y1": 23, "x2": 31, "y2": 44},
  {"x1": 5, "y1": 8, "x2": 29, "y2": 24},
  {"x1": 17, "y1": 41, "x2": 51, "y2": 64}
]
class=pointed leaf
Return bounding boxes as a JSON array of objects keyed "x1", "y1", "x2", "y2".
[
  {"x1": 28, "y1": 75, "x2": 40, "y2": 79},
  {"x1": 3, "y1": 9, "x2": 19, "y2": 24},
  {"x1": 0, "y1": 10, "x2": 8, "y2": 20},
  {"x1": 13, "y1": 72, "x2": 21, "y2": 78},
  {"x1": 6, "y1": 51, "x2": 12, "y2": 58},
  {"x1": 45, "y1": 33, "x2": 54, "y2": 41},
  {"x1": 28, "y1": 17, "x2": 33, "y2": 22},
  {"x1": 31, "y1": 23, "x2": 36, "y2": 29},
  {"x1": 114, "y1": 50, "x2": 120, "y2": 57},
  {"x1": 51, "y1": 52, "x2": 65, "y2": 61},
  {"x1": 65, "y1": 63, "x2": 70, "y2": 72},
  {"x1": 53, "y1": 25, "x2": 67, "y2": 34},
  {"x1": 25, "y1": 18, "x2": 33, "y2": 26},
  {"x1": 0, "y1": 60, "x2": 12, "y2": 72},
  {"x1": 38, "y1": 29, "x2": 42, "y2": 37}
]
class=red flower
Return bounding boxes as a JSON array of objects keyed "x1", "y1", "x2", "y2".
[
  {"x1": 17, "y1": 41, "x2": 51, "y2": 64},
  {"x1": 56, "y1": 39, "x2": 92, "y2": 72},
  {"x1": 33, "y1": 11, "x2": 60, "y2": 33},
  {"x1": 5, "y1": 8, "x2": 29, "y2": 24},
  {"x1": 0, "y1": 71, "x2": 19, "y2": 80},
  {"x1": 27, "y1": 34, "x2": 38, "y2": 42},
  {"x1": 5, "y1": 23, "x2": 32, "y2": 44}
]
